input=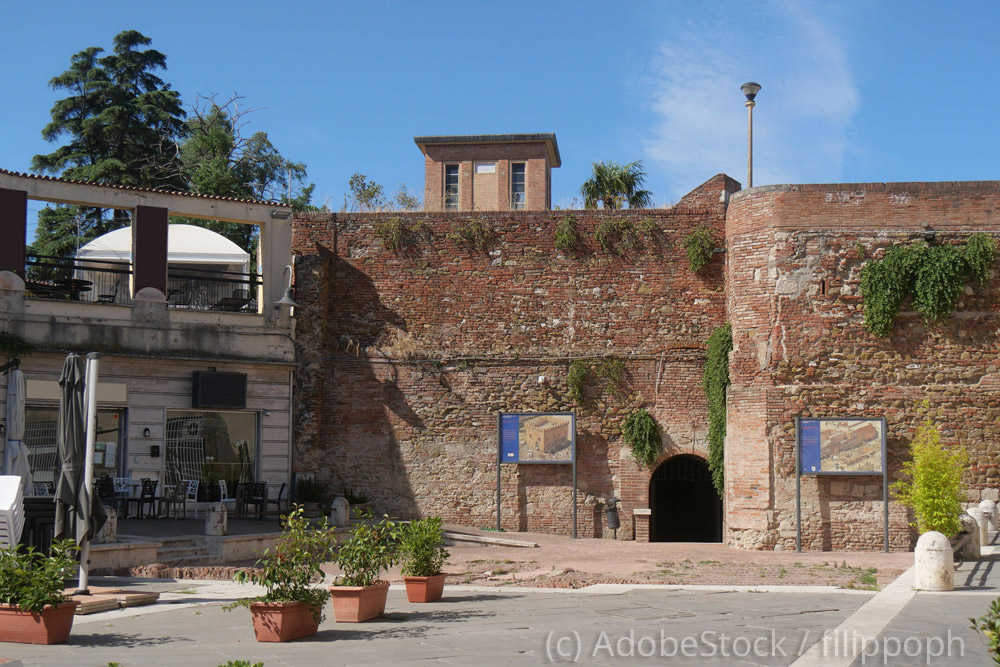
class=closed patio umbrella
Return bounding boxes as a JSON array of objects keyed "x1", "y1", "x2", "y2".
[
  {"x1": 4, "y1": 368, "x2": 32, "y2": 488},
  {"x1": 53, "y1": 354, "x2": 106, "y2": 545}
]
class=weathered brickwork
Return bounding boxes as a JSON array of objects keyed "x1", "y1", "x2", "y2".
[
  {"x1": 292, "y1": 175, "x2": 737, "y2": 537},
  {"x1": 726, "y1": 182, "x2": 1000, "y2": 551}
]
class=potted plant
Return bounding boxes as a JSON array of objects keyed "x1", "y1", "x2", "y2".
[
  {"x1": 225, "y1": 506, "x2": 336, "y2": 642},
  {"x1": 294, "y1": 477, "x2": 330, "y2": 518},
  {"x1": 328, "y1": 510, "x2": 398, "y2": 622},
  {"x1": 399, "y1": 517, "x2": 450, "y2": 603},
  {"x1": 0, "y1": 539, "x2": 80, "y2": 644}
]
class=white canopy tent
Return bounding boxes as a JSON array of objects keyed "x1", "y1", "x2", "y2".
[
  {"x1": 74, "y1": 225, "x2": 252, "y2": 305},
  {"x1": 76, "y1": 224, "x2": 251, "y2": 273}
]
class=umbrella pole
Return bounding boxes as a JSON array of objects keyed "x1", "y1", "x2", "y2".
[{"x1": 77, "y1": 353, "x2": 100, "y2": 594}]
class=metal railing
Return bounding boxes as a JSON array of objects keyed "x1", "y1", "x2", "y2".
[{"x1": 24, "y1": 255, "x2": 262, "y2": 313}]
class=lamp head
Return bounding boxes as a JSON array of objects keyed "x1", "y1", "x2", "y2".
[
  {"x1": 740, "y1": 81, "x2": 762, "y2": 102},
  {"x1": 275, "y1": 287, "x2": 299, "y2": 309}
]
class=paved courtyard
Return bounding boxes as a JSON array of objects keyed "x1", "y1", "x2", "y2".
[{"x1": 5, "y1": 532, "x2": 1000, "y2": 666}]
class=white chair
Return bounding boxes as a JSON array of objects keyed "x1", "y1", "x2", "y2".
[
  {"x1": 183, "y1": 479, "x2": 200, "y2": 519},
  {"x1": 0, "y1": 476, "x2": 25, "y2": 548},
  {"x1": 218, "y1": 480, "x2": 235, "y2": 510}
]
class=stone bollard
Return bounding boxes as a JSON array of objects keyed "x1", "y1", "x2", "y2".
[
  {"x1": 958, "y1": 513, "x2": 981, "y2": 560},
  {"x1": 93, "y1": 507, "x2": 117, "y2": 544},
  {"x1": 969, "y1": 507, "x2": 989, "y2": 547},
  {"x1": 205, "y1": 502, "x2": 227, "y2": 536},
  {"x1": 980, "y1": 499, "x2": 998, "y2": 532},
  {"x1": 330, "y1": 496, "x2": 350, "y2": 527},
  {"x1": 915, "y1": 531, "x2": 954, "y2": 591}
]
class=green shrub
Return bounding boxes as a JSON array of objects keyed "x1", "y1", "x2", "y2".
[
  {"x1": 0, "y1": 331, "x2": 32, "y2": 360},
  {"x1": 374, "y1": 217, "x2": 410, "y2": 251},
  {"x1": 399, "y1": 517, "x2": 449, "y2": 577},
  {"x1": 0, "y1": 539, "x2": 78, "y2": 612},
  {"x1": 971, "y1": 598, "x2": 1000, "y2": 664},
  {"x1": 332, "y1": 510, "x2": 399, "y2": 587},
  {"x1": 683, "y1": 226, "x2": 717, "y2": 272},
  {"x1": 294, "y1": 477, "x2": 331, "y2": 507},
  {"x1": 226, "y1": 507, "x2": 337, "y2": 622},
  {"x1": 891, "y1": 410, "x2": 968, "y2": 536},
  {"x1": 621, "y1": 408, "x2": 662, "y2": 468},
  {"x1": 702, "y1": 324, "x2": 732, "y2": 495}
]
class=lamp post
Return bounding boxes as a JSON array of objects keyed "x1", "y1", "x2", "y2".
[{"x1": 740, "y1": 81, "x2": 761, "y2": 188}]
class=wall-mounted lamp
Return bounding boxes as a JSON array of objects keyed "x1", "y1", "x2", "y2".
[
  {"x1": 922, "y1": 223, "x2": 936, "y2": 243},
  {"x1": 274, "y1": 264, "x2": 299, "y2": 311},
  {"x1": 270, "y1": 209, "x2": 292, "y2": 219},
  {"x1": 537, "y1": 375, "x2": 546, "y2": 385},
  {"x1": 142, "y1": 427, "x2": 151, "y2": 438}
]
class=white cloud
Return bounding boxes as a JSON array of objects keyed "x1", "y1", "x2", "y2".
[{"x1": 640, "y1": 2, "x2": 859, "y2": 198}]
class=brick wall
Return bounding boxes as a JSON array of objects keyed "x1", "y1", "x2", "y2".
[
  {"x1": 292, "y1": 174, "x2": 737, "y2": 536},
  {"x1": 726, "y1": 181, "x2": 1000, "y2": 551}
]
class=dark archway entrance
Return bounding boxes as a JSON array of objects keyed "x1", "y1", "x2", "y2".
[{"x1": 649, "y1": 455, "x2": 722, "y2": 542}]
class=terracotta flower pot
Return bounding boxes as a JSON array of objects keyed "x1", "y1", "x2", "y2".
[
  {"x1": 0, "y1": 600, "x2": 80, "y2": 645},
  {"x1": 403, "y1": 574, "x2": 446, "y2": 603},
  {"x1": 328, "y1": 581, "x2": 389, "y2": 622},
  {"x1": 249, "y1": 601, "x2": 321, "y2": 642}
]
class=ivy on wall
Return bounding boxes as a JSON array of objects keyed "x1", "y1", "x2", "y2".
[
  {"x1": 682, "y1": 226, "x2": 717, "y2": 272},
  {"x1": 622, "y1": 408, "x2": 662, "y2": 468},
  {"x1": 702, "y1": 323, "x2": 732, "y2": 496},
  {"x1": 566, "y1": 357, "x2": 626, "y2": 406},
  {"x1": 860, "y1": 234, "x2": 997, "y2": 337}
]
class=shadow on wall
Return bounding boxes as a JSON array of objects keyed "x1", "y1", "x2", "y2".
[{"x1": 295, "y1": 249, "x2": 421, "y2": 518}]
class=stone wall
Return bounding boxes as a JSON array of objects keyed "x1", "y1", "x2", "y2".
[
  {"x1": 291, "y1": 175, "x2": 738, "y2": 536},
  {"x1": 726, "y1": 181, "x2": 1000, "y2": 551}
]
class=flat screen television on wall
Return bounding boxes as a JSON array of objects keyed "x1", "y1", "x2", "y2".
[{"x1": 192, "y1": 371, "x2": 247, "y2": 409}]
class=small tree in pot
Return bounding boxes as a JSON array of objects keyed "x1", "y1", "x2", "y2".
[
  {"x1": 399, "y1": 517, "x2": 450, "y2": 603},
  {"x1": 0, "y1": 539, "x2": 80, "y2": 644},
  {"x1": 225, "y1": 507, "x2": 337, "y2": 642},
  {"x1": 328, "y1": 510, "x2": 399, "y2": 622}
]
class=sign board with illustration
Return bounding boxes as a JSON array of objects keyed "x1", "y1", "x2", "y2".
[
  {"x1": 794, "y1": 416, "x2": 889, "y2": 552},
  {"x1": 798, "y1": 417, "x2": 886, "y2": 475},
  {"x1": 498, "y1": 412, "x2": 575, "y2": 464}
]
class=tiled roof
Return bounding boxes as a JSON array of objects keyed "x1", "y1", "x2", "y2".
[{"x1": 0, "y1": 168, "x2": 291, "y2": 207}]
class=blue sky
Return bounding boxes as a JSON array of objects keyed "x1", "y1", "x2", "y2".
[{"x1": 3, "y1": 1, "x2": 998, "y2": 237}]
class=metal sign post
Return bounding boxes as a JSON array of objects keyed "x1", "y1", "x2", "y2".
[
  {"x1": 796, "y1": 416, "x2": 889, "y2": 553},
  {"x1": 496, "y1": 412, "x2": 576, "y2": 537}
]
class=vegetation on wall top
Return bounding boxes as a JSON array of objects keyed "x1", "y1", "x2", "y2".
[
  {"x1": 702, "y1": 323, "x2": 732, "y2": 496},
  {"x1": 594, "y1": 218, "x2": 658, "y2": 256},
  {"x1": 860, "y1": 234, "x2": 997, "y2": 337},
  {"x1": 447, "y1": 219, "x2": 496, "y2": 253},
  {"x1": 621, "y1": 408, "x2": 662, "y2": 468},
  {"x1": 374, "y1": 217, "x2": 428, "y2": 252},
  {"x1": 554, "y1": 216, "x2": 582, "y2": 255}
]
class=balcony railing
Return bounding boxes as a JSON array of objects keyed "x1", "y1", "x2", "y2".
[{"x1": 25, "y1": 255, "x2": 262, "y2": 313}]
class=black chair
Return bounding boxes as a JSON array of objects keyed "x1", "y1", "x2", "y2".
[
  {"x1": 265, "y1": 482, "x2": 287, "y2": 518},
  {"x1": 94, "y1": 476, "x2": 121, "y2": 514},
  {"x1": 126, "y1": 479, "x2": 158, "y2": 519},
  {"x1": 239, "y1": 482, "x2": 267, "y2": 520},
  {"x1": 97, "y1": 280, "x2": 119, "y2": 304}
]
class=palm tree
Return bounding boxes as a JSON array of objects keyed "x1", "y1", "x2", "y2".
[{"x1": 579, "y1": 160, "x2": 653, "y2": 210}]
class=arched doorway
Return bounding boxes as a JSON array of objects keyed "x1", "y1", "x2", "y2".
[{"x1": 649, "y1": 455, "x2": 722, "y2": 542}]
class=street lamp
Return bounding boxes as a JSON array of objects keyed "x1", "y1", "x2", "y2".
[{"x1": 740, "y1": 81, "x2": 761, "y2": 188}]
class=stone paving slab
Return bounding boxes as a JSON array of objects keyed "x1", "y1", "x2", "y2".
[{"x1": 8, "y1": 587, "x2": 872, "y2": 667}]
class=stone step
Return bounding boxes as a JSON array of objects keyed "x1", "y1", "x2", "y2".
[
  {"x1": 156, "y1": 545, "x2": 209, "y2": 560},
  {"x1": 156, "y1": 537, "x2": 198, "y2": 548}
]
